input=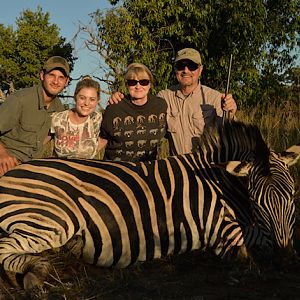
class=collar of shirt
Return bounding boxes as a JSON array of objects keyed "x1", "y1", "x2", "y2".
[
  {"x1": 37, "y1": 83, "x2": 60, "y2": 112},
  {"x1": 175, "y1": 82, "x2": 202, "y2": 100}
]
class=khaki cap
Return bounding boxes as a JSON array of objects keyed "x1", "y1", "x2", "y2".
[
  {"x1": 174, "y1": 48, "x2": 202, "y2": 65},
  {"x1": 43, "y1": 56, "x2": 70, "y2": 76}
]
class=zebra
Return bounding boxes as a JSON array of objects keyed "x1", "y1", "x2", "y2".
[{"x1": 0, "y1": 121, "x2": 299, "y2": 289}]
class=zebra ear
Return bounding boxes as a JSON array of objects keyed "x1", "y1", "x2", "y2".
[
  {"x1": 281, "y1": 144, "x2": 300, "y2": 167},
  {"x1": 212, "y1": 161, "x2": 252, "y2": 177}
]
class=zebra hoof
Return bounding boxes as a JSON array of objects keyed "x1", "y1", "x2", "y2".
[
  {"x1": 23, "y1": 271, "x2": 43, "y2": 290},
  {"x1": 23, "y1": 260, "x2": 51, "y2": 290}
]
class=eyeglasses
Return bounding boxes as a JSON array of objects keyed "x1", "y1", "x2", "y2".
[
  {"x1": 175, "y1": 61, "x2": 199, "y2": 71},
  {"x1": 126, "y1": 79, "x2": 150, "y2": 86}
]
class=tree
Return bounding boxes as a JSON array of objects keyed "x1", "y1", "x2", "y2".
[
  {"x1": 0, "y1": 6, "x2": 75, "y2": 95},
  {"x1": 81, "y1": 0, "x2": 299, "y2": 108}
]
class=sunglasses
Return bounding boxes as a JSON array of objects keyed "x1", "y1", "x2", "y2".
[
  {"x1": 126, "y1": 79, "x2": 150, "y2": 86},
  {"x1": 175, "y1": 61, "x2": 199, "y2": 71}
]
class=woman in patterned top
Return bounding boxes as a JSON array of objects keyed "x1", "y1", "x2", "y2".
[
  {"x1": 99, "y1": 63, "x2": 167, "y2": 162},
  {"x1": 49, "y1": 77, "x2": 103, "y2": 159}
]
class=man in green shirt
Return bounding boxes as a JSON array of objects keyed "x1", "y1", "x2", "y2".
[{"x1": 0, "y1": 56, "x2": 70, "y2": 176}]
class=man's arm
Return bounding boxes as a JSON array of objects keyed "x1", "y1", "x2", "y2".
[
  {"x1": 0, "y1": 142, "x2": 19, "y2": 176},
  {"x1": 107, "y1": 92, "x2": 125, "y2": 105},
  {"x1": 0, "y1": 92, "x2": 23, "y2": 176}
]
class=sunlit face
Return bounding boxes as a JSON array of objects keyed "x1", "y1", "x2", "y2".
[
  {"x1": 75, "y1": 87, "x2": 99, "y2": 117},
  {"x1": 175, "y1": 59, "x2": 202, "y2": 89},
  {"x1": 126, "y1": 71, "x2": 151, "y2": 101},
  {"x1": 40, "y1": 69, "x2": 69, "y2": 96}
]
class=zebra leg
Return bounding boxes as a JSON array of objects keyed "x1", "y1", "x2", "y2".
[
  {"x1": 1, "y1": 252, "x2": 51, "y2": 289},
  {"x1": 22, "y1": 256, "x2": 51, "y2": 289},
  {"x1": 0, "y1": 233, "x2": 53, "y2": 289}
]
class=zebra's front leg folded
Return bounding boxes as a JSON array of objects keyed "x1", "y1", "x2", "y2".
[
  {"x1": 1, "y1": 252, "x2": 51, "y2": 289},
  {"x1": 0, "y1": 233, "x2": 53, "y2": 289},
  {"x1": 18, "y1": 254, "x2": 51, "y2": 289}
]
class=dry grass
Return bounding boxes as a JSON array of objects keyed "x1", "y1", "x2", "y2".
[
  {"x1": 236, "y1": 101, "x2": 300, "y2": 153},
  {"x1": 236, "y1": 102, "x2": 300, "y2": 176}
]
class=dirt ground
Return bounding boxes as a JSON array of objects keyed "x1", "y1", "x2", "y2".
[{"x1": 1, "y1": 179, "x2": 300, "y2": 300}]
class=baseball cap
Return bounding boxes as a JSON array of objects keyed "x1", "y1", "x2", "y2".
[
  {"x1": 43, "y1": 56, "x2": 70, "y2": 76},
  {"x1": 174, "y1": 48, "x2": 202, "y2": 65}
]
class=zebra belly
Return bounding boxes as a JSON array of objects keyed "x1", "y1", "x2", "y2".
[{"x1": 82, "y1": 212, "x2": 207, "y2": 268}]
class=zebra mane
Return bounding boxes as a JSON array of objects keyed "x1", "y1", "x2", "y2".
[{"x1": 196, "y1": 120, "x2": 270, "y2": 163}]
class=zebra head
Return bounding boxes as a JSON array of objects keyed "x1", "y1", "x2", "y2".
[{"x1": 224, "y1": 144, "x2": 300, "y2": 260}]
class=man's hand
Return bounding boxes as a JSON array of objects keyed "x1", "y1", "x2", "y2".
[
  {"x1": 222, "y1": 93, "x2": 237, "y2": 116},
  {"x1": 0, "y1": 144, "x2": 19, "y2": 176},
  {"x1": 107, "y1": 92, "x2": 125, "y2": 105}
]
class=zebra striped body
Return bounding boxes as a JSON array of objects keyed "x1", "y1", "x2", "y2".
[{"x1": 0, "y1": 121, "x2": 299, "y2": 288}]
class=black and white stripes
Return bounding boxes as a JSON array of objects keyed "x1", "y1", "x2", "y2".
[{"x1": 0, "y1": 121, "x2": 299, "y2": 289}]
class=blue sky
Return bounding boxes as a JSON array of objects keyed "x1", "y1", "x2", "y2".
[{"x1": 1, "y1": 0, "x2": 112, "y2": 106}]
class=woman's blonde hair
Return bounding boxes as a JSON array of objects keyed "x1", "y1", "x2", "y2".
[
  {"x1": 124, "y1": 63, "x2": 154, "y2": 83},
  {"x1": 74, "y1": 76, "x2": 101, "y2": 100}
]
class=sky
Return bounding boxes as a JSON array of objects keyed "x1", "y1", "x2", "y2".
[{"x1": 1, "y1": 0, "x2": 112, "y2": 107}]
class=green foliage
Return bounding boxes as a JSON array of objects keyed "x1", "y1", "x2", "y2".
[
  {"x1": 86, "y1": 0, "x2": 299, "y2": 108},
  {"x1": 0, "y1": 6, "x2": 76, "y2": 93}
]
